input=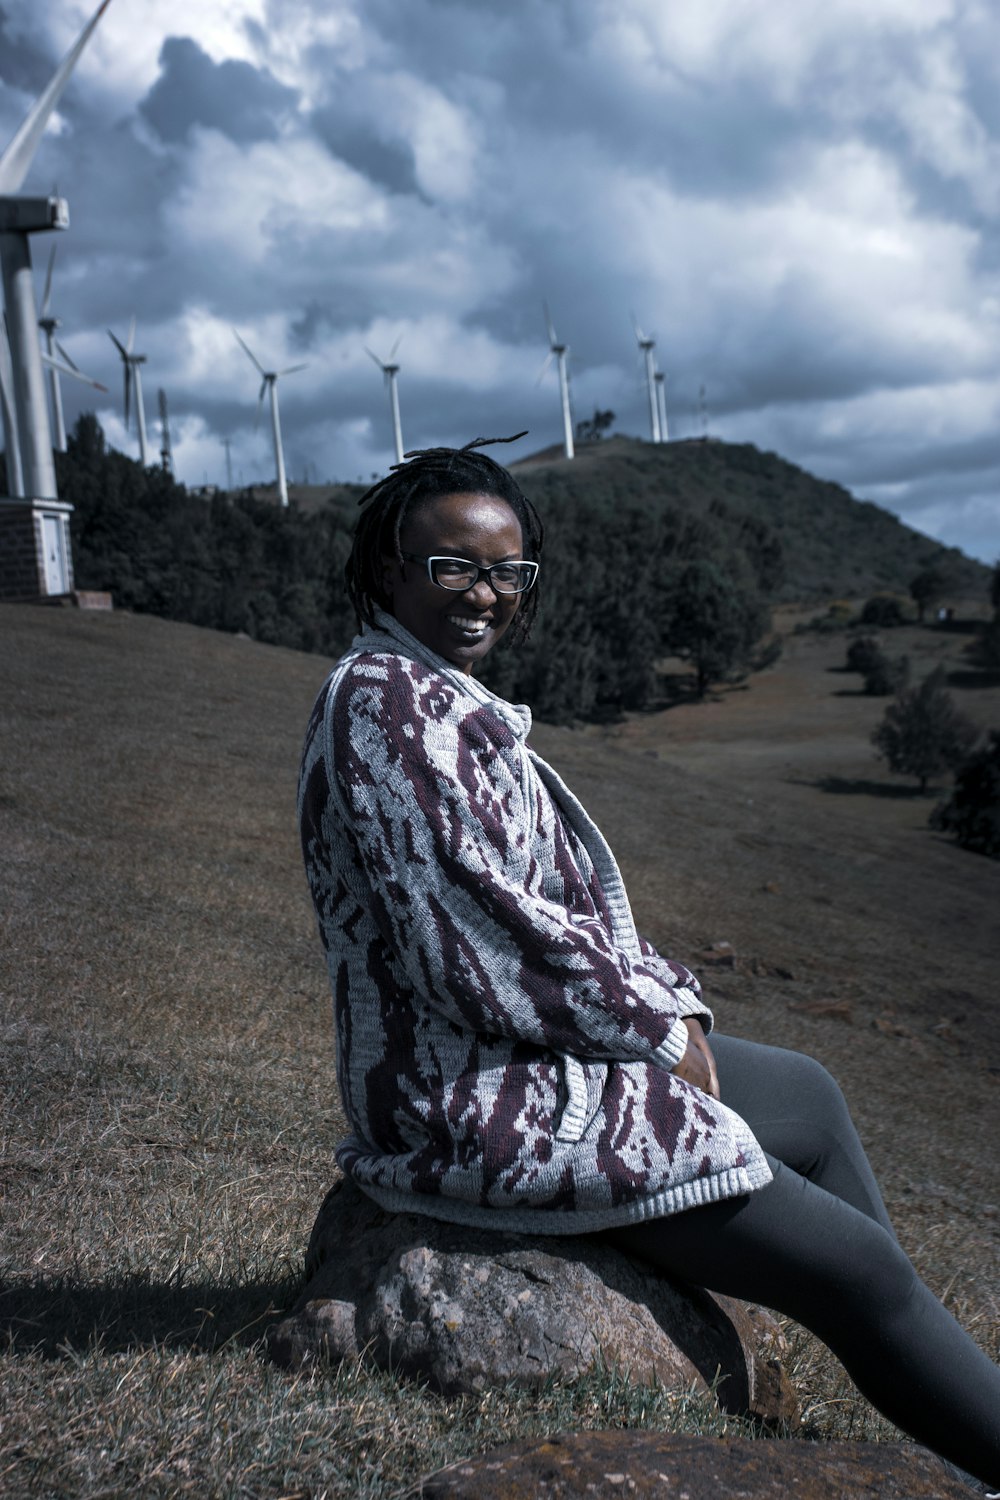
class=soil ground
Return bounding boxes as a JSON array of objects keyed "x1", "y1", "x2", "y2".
[{"x1": 0, "y1": 598, "x2": 997, "y2": 1496}]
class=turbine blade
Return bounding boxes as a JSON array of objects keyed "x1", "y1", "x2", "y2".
[
  {"x1": 365, "y1": 346, "x2": 385, "y2": 371},
  {"x1": 388, "y1": 334, "x2": 403, "y2": 361},
  {"x1": 255, "y1": 379, "x2": 267, "y2": 427},
  {"x1": 126, "y1": 314, "x2": 136, "y2": 354},
  {"x1": 234, "y1": 328, "x2": 265, "y2": 375},
  {"x1": 535, "y1": 350, "x2": 555, "y2": 385},
  {"x1": 277, "y1": 362, "x2": 307, "y2": 377},
  {"x1": 41, "y1": 349, "x2": 107, "y2": 390},
  {"x1": 0, "y1": 0, "x2": 113, "y2": 194},
  {"x1": 630, "y1": 311, "x2": 646, "y2": 344},
  {"x1": 543, "y1": 300, "x2": 558, "y2": 348},
  {"x1": 55, "y1": 339, "x2": 79, "y2": 371},
  {"x1": 41, "y1": 245, "x2": 56, "y2": 319},
  {"x1": 107, "y1": 328, "x2": 128, "y2": 358}
]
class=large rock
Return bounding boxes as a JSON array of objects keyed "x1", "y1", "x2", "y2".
[
  {"x1": 406, "y1": 1431, "x2": 975, "y2": 1499},
  {"x1": 267, "y1": 1176, "x2": 797, "y2": 1424}
]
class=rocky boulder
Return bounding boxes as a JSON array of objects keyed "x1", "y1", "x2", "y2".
[
  {"x1": 267, "y1": 1175, "x2": 797, "y2": 1424},
  {"x1": 406, "y1": 1431, "x2": 975, "y2": 1498}
]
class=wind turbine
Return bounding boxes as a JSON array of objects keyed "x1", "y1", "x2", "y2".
[
  {"x1": 108, "y1": 318, "x2": 150, "y2": 466},
  {"x1": 158, "y1": 388, "x2": 172, "y2": 474},
  {"x1": 0, "y1": 0, "x2": 113, "y2": 540},
  {"x1": 37, "y1": 246, "x2": 66, "y2": 449},
  {"x1": 538, "y1": 303, "x2": 574, "y2": 460},
  {"x1": 654, "y1": 369, "x2": 669, "y2": 444},
  {"x1": 233, "y1": 329, "x2": 306, "y2": 507},
  {"x1": 366, "y1": 338, "x2": 404, "y2": 465},
  {"x1": 631, "y1": 316, "x2": 661, "y2": 444}
]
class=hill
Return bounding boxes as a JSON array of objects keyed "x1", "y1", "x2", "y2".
[
  {"x1": 0, "y1": 600, "x2": 997, "y2": 1495},
  {"x1": 510, "y1": 436, "x2": 988, "y2": 602}
]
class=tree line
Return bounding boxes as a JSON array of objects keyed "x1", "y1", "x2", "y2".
[{"x1": 54, "y1": 415, "x2": 779, "y2": 723}]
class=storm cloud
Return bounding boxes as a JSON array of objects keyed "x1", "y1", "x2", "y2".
[{"x1": 1, "y1": 0, "x2": 998, "y2": 560}]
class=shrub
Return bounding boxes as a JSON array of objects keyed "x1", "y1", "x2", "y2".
[
  {"x1": 931, "y1": 733, "x2": 1000, "y2": 858},
  {"x1": 845, "y1": 636, "x2": 881, "y2": 675},
  {"x1": 871, "y1": 668, "x2": 979, "y2": 793},
  {"x1": 909, "y1": 566, "x2": 948, "y2": 623},
  {"x1": 860, "y1": 594, "x2": 906, "y2": 628},
  {"x1": 862, "y1": 651, "x2": 909, "y2": 697}
]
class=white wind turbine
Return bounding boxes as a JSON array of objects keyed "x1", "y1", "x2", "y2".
[
  {"x1": 366, "y1": 338, "x2": 404, "y2": 465},
  {"x1": 38, "y1": 248, "x2": 106, "y2": 450},
  {"x1": 0, "y1": 0, "x2": 113, "y2": 513},
  {"x1": 538, "y1": 302, "x2": 574, "y2": 460},
  {"x1": 631, "y1": 316, "x2": 662, "y2": 444},
  {"x1": 108, "y1": 318, "x2": 150, "y2": 466},
  {"x1": 234, "y1": 329, "x2": 306, "y2": 507}
]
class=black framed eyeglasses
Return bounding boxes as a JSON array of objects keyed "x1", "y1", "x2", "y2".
[{"x1": 400, "y1": 552, "x2": 539, "y2": 595}]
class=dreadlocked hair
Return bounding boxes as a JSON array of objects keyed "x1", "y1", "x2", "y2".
[{"x1": 346, "y1": 433, "x2": 544, "y2": 645}]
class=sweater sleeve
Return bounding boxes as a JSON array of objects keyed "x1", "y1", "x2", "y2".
[
  {"x1": 330, "y1": 660, "x2": 692, "y2": 1070},
  {"x1": 637, "y1": 935, "x2": 714, "y2": 1035}
]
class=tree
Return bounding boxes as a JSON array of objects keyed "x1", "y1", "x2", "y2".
[
  {"x1": 871, "y1": 668, "x2": 979, "y2": 793},
  {"x1": 574, "y1": 409, "x2": 615, "y2": 444},
  {"x1": 666, "y1": 557, "x2": 770, "y2": 697},
  {"x1": 990, "y1": 559, "x2": 1000, "y2": 615},
  {"x1": 931, "y1": 732, "x2": 1000, "y2": 859},
  {"x1": 909, "y1": 565, "x2": 947, "y2": 623}
]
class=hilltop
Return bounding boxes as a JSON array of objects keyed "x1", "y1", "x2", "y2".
[{"x1": 509, "y1": 436, "x2": 988, "y2": 602}]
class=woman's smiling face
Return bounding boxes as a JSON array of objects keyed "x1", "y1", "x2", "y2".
[{"x1": 382, "y1": 491, "x2": 526, "y2": 673}]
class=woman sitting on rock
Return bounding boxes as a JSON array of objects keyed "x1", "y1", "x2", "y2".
[{"x1": 298, "y1": 437, "x2": 999, "y2": 1493}]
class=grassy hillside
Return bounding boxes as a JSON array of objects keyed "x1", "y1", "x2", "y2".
[
  {"x1": 0, "y1": 601, "x2": 997, "y2": 1496},
  {"x1": 511, "y1": 436, "x2": 989, "y2": 602}
]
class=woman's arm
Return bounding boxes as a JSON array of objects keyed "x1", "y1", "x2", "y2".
[{"x1": 331, "y1": 660, "x2": 695, "y2": 1070}]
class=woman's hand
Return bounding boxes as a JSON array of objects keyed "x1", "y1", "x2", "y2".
[{"x1": 671, "y1": 1017, "x2": 720, "y2": 1100}]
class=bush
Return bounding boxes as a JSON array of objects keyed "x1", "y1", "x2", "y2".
[
  {"x1": 860, "y1": 594, "x2": 906, "y2": 628},
  {"x1": 931, "y1": 733, "x2": 1000, "y2": 858},
  {"x1": 871, "y1": 668, "x2": 979, "y2": 793},
  {"x1": 862, "y1": 651, "x2": 909, "y2": 697},
  {"x1": 845, "y1": 636, "x2": 881, "y2": 675}
]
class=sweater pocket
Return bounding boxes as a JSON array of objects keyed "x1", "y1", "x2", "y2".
[{"x1": 554, "y1": 1054, "x2": 609, "y2": 1144}]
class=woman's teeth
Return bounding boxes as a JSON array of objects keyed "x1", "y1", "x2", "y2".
[{"x1": 448, "y1": 616, "x2": 488, "y2": 635}]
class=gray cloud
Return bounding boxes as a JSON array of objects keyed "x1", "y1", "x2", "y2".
[{"x1": 3, "y1": 1, "x2": 999, "y2": 561}]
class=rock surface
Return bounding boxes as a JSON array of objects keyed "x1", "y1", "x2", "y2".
[
  {"x1": 267, "y1": 1176, "x2": 797, "y2": 1424},
  {"x1": 407, "y1": 1431, "x2": 975, "y2": 1499}
]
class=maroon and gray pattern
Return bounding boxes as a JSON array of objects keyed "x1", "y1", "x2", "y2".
[{"x1": 298, "y1": 609, "x2": 771, "y2": 1233}]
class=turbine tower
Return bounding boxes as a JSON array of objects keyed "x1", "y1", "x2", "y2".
[
  {"x1": 366, "y1": 338, "x2": 404, "y2": 465},
  {"x1": 632, "y1": 317, "x2": 661, "y2": 444},
  {"x1": 108, "y1": 319, "x2": 150, "y2": 466},
  {"x1": 234, "y1": 329, "x2": 306, "y2": 507},
  {"x1": 654, "y1": 369, "x2": 669, "y2": 444},
  {"x1": 158, "y1": 388, "x2": 172, "y2": 474},
  {"x1": 0, "y1": 0, "x2": 113, "y2": 601},
  {"x1": 539, "y1": 303, "x2": 574, "y2": 460}
]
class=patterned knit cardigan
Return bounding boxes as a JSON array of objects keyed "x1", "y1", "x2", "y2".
[{"x1": 298, "y1": 610, "x2": 772, "y2": 1233}]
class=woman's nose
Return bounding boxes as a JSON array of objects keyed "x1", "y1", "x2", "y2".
[{"x1": 464, "y1": 576, "x2": 497, "y2": 606}]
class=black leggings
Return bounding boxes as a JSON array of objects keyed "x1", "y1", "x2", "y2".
[{"x1": 606, "y1": 1035, "x2": 1000, "y2": 1488}]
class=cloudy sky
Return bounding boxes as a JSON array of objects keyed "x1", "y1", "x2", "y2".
[{"x1": 2, "y1": 0, "x2": 999, "y2": 562}]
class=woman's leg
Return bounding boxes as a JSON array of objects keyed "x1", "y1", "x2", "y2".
[
  {"x1": 708, "y1": 1033, "x2": 895, "y2": 1234},
  {"x1": 608, "y1": 1162, "x2": 1000, "y2": 1487}
]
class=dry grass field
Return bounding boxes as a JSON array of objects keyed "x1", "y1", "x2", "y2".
[{"x1": 1, "y1": 599, "x2": 998, "y2": 1498}]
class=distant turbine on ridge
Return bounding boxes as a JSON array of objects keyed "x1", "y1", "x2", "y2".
[
  {"x1": 631, "y1": 316, "x2": 661, "y2": 444},
  {"x1": 108, "y1": 318, "x2": 150, "y2": 466},
  {"x1": 234, "y1": 329, "x2": 306, "y2": 507},
  {"x1": 158, "y1": 388, "x2": 172, "y2": 474},
  {"x1": 538, "y1": 303, "x2": 574, "y2": 460},
  {"x1": 366, "y1": 338, "x2": 404, "y2": 465}
]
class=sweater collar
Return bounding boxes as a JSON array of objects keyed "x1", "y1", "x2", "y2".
[{"x1": 352, "y1": 607, "x2": 533, "y2": 742}]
